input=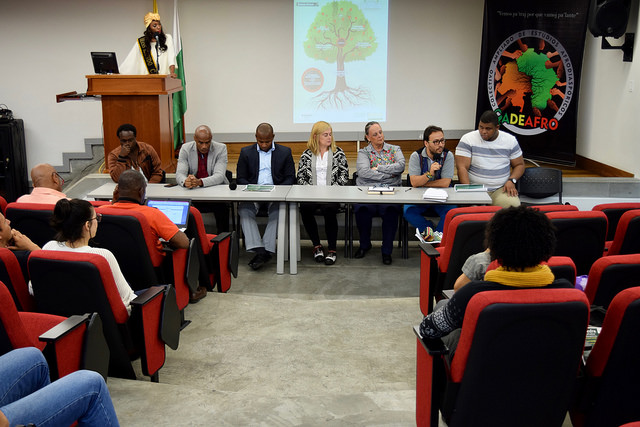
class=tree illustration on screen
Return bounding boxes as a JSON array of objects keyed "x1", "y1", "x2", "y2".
[{"x1": 304, "y1": 1, "x2": 378, "y2": 108}]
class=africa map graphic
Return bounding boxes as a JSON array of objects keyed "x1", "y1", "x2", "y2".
[{"x1": 488, "y1": 30, "x2": 574, "y2": 136}]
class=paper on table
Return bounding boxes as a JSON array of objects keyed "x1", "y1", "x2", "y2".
[{"x1": 422, "y1": 188, "x2": 448, "y2": 202}]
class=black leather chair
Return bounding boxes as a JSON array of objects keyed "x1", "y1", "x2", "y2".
[
  {"x1": 582, "y1": 254, "x2": 640, "y2": 326},
  {"x1": 415, "y1": 288, "x2": 590, "y2": 426},
  {"x1": 28, "y1": 250, "x2": 178, "y2": 382},
  {"x1": 186, "y1": 206, "x2": 237, "y2": 293},
  {"x1": 605, "y1": 209, "x2": 640, "y2": 256},
  {"x1": 0, "y1": 281, "x2": 109, "y2": 381},
  {"x1": 546, "y1": 210, "x2": 608, "y2": 276},
  {"x1": 5, "y1": 202, "x2": 56, "y2": 248},
  {"x1": 517, "y1": 167, "x2": 563, "y2": 205},
  {"x1": 592, "y1": 202, "x2": 640, "y2": 241},
  {"x1": 571, "y1": 286, "x2": 640, "y2": 427}
]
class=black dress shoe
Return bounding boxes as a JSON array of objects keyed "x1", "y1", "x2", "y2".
[
  {"x1": 249, "y1": 252, "x2": 272, "y2": 270},
  {"x1": 382, "y1": 254, "x2": 392, "y2": 265},
  {"x1": 248, "y1": 253, "x2": 265, "y2": 270},
  {"x1": 189, "y1": 286, "x2": 207, "y2": 303},
  {"x1": 354, "y1": 246, "x2": 371, "y2": 259}
]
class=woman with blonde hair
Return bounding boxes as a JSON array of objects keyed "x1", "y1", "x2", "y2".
[{"x1": 296, "y1": 121, "x2": 349, "y2": 265}]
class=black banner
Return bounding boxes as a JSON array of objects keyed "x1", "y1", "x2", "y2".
[{"x1": 476, "y1": 1, "x2": 590, "y2": 165}]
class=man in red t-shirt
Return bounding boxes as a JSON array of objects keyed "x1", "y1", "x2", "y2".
[{"x1": 101, "y1": 170, "x2": 206, "y2": 301}]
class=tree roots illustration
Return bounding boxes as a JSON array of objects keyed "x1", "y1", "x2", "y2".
[{"x1": 313, "y1": 85, "x2": 371, "y2": 109}]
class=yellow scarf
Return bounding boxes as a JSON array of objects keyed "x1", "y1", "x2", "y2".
[{"x1": 483, "y1": 264, "x2": 555, "y2": 288}]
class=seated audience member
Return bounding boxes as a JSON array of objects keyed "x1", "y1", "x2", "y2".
[
  {"x1": 296, "y1": 121, "x2": 349, "y2": 265},
  {"x1": 16, "y1": 163, "x2": 67, "y2": 204},
  {"x1": 0, "y1": 213, "x2": 39, "y2": 252},
  {"x1": 455, "y1": 110, "x2": 525, "y2": 208},
  {"x1": 453, "y1": 249, "x2": 491, "y2": 292},
  {"x1": 354, "y1": 121, "x2": 405, "y2": 265},
  {"x1": 236, "y1": 123, "x2": 296, "y2": 270},
  {"x1": 176, "y1": 124, "x2": 230, "y2": 233},
  {"x1": 419, "y1": 206, "x2": 572, "y2": 352},
  {"x1": 0, "y1": 347, "x2": 119, "y2": 426},
  {"x1": 0, "y1": 212, "x2": 40, "y2": 276},
  {"x1": 403, "y1": 125, "x2": 456, "y2": 242},
  {"x1": 98, "y1": 170, "x2": 206, "y2": 302},
  {"x1": 107, "y1": 123, "x2": 164, "y2": 184},
  {"x1": 42, "y1": 198, "x2": 136, "y2": 314}
]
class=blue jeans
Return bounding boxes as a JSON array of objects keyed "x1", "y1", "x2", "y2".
[
  {"x1": 403, "y1": 204, "x2": 457, "y2": 233},
  {"x1": 0, "y1": 347, "x2": 119, "y2": 426}
]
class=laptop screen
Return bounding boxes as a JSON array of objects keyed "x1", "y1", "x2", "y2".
[{"x1": 146, "y1": 199, "x2": 191, "y2": 230}]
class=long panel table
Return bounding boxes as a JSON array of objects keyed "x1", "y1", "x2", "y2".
[
  {"x1": 285, "y1": 186, "x2": 492, "y2": 274},
  {"x1": 88, "y1": 183, "x2": 491, "y2": 275},
  {"x1": 87, "y1": 183, "x2": 292, "y2": 274}
]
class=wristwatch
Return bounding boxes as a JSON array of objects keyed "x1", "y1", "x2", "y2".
[{"x1": 510, "y1": 178, "x2": 517, "y2": 185}]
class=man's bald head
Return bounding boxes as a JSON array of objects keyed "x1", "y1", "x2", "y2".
[
  {"x1": 194, "y1": 125, "x2": 213, "y2": 155},
  {"x1": 115, "y1": 169, "x2": 147, "y2": 202},
  {"x1": 31, "y1": 163, "x2": 63, "y2": 192},
  {"x1": 194, "y1": 125, "x2": 212, "y2": 139}
]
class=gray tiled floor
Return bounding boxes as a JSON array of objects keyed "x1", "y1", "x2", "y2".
[{"x1": 109, "y1": 243, "x2": 423, "y2": 426}]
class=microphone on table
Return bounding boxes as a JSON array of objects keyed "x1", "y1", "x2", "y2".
[{"x1": 229, "y1": 179, "x2": 238, "y2": 190}]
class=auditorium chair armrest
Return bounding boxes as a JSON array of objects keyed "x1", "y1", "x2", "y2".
[
  {"x1": 132, "y1": 284, "x2": 180, "y2": 350},
  {"x1": 38, "y1": 313, "x2": 91, "y2": 342},
  {"x1": 419, "y1": 242, "x2": 441, "y2": 315},
  {"x1": 442, "y1": 289, "x2": 455, "y2": 299},
  {"x1": 210, "y1": 231, "x2": 233, "y2": 243},
  {"x1": 129, "y1": 285, "x2": 168, "y2": 381},
  {"x1": 39, "y1": 313, "x2": 109, "y2": 380},
  {"x1": 131, "y1": 286, "x2": 165, "y2": 306},
  {"x1": 414, "y1": 325, "x2": 450, "y2": 356},
  {"x1": 419, "y1": 242, "x2": 441, "y2": 258}
]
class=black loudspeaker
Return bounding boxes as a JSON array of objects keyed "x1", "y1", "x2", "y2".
[
  {"x1": 589, "y1": 0, "x2": 632, "y2": 38},
  {"x1": 0, "y1": 119, "x2": 29, "y2": 202}
]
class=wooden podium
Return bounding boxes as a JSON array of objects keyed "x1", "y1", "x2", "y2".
[{"x1": 86, "y1": 75, "x2": 183, "y2": 173}]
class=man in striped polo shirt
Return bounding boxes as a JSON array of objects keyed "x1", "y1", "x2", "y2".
[{"x1": 455, "y1": 110, "x2": 525, "y2": 208}]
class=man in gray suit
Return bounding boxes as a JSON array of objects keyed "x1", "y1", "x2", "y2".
[{"x1": 176, "y1": 125, "x2": 230, "y2": 232}]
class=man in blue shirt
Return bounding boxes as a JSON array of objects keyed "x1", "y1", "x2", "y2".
[{"x1": 236, "y1": 123, "x2": 296, "y2": 270}]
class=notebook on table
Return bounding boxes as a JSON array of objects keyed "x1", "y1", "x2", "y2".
[{"x1": 145, "y1": 199, "x2": 191, "y2": 231}]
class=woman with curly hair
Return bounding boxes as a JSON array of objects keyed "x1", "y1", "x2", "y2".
[
  {"x1": 419, "y1": 206, "x2": 572, "y2": 347},
  {"x1": 120, "y1": 12, "x2": 177, "y2": 77},
  {"x1": 296, "y1": 121, "x2": 349, "y2": 265}
]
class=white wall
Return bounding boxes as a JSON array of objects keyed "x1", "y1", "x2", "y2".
[
  {"x1": 1, "y1": 0, "x2": 638, "y2": 176},
  {"x1": 577, "y1": 0, "x2": 640, "y2": 176}
]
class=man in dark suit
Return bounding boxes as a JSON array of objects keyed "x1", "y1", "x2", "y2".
[{"x1": 237, "y1": 123, "x2": 295, "y2": 270}]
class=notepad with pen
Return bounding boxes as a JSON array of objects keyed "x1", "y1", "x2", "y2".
[{"x1": 367, "y1": 186, "x2": 395, "y2": 195}]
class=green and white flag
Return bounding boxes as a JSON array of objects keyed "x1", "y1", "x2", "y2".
[{"x1": 172, "y1": 0, "x2": 187, "y2": 148}]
